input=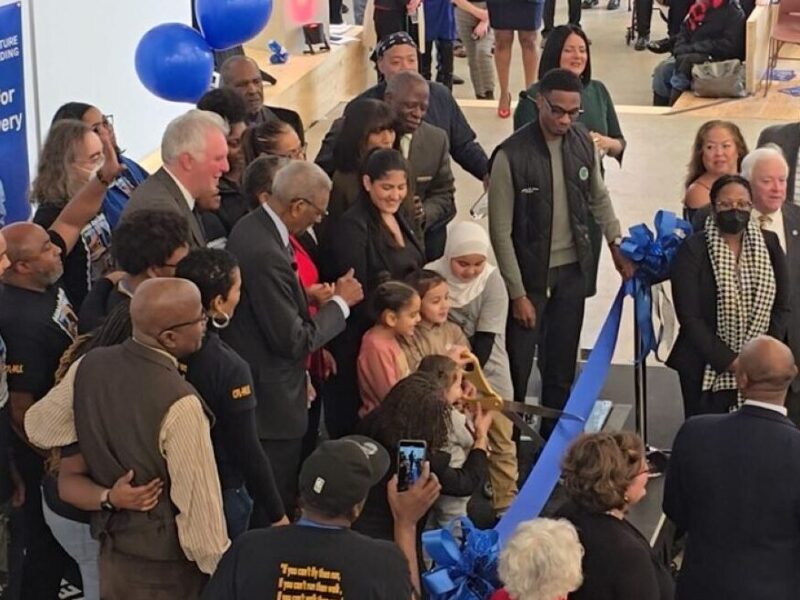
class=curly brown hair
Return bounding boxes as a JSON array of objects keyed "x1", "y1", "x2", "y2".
[
  {"x1": 685, "y1": 120, "x2": 749, "y2": 189},
  {"x1": 561, "y1": 431, "x2": 644, "y2": 513}
]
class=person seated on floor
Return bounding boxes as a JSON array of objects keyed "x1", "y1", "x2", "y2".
[
  {"x1": 651, "y1": 0, "x2": 745, "y2": 106},
  {"x1": 491, "y1": 518, "x2": 584, "y2": 600},
  {"x1": 51, "y1": 102, "x2": 149, "y2": 229},
  {"x1": 219, "y1": 55, "x2": 305, "y2": 143},
  {"x1": 556, "y1": 432, "x2": 674, "y2": 600},
  {"x1": 77, "y1": 210, "x2": 191, "y2": 333},
  {"x1": 197, "y1": 88, "x2": 250, "y2": 234},
  {"x1": 682, "y1": 120, "x2": 748, "y2": 222},
  {"x1": 202, "y1": 435, "x2": 440, "y2": 599},
  {"x1": 315, "y1": 31, "x2": 489, "y2": 184}
]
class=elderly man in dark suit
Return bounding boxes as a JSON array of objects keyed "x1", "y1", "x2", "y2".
[
  {"x1": 222, "y1": 160, "x2": 364, "y2": 519},
  {"x1": 664, "y1": 335, "x2": 800, "y2": 600},
  {"x1": 121, "y1": 109, "x2": 230, "y2": 248},
  {"x1": 758, "y1": 122, "x2": 800, "y2": 204},
  {"x1": 742, "y1": 146, "x2": 800, "y2": 423},
  {"x1": 384, "y1": 70, "x2": 456, "y2": 261}
]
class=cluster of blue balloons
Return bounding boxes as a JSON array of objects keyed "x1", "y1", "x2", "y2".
[{"x1": 135, "y1": 0, "x2": 273, "y2": 103}]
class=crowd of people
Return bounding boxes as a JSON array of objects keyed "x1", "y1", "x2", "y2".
[{"x1": 0, "y1": 2, "x2": 797, "y2": 598}]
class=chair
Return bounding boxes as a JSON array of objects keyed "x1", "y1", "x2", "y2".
[{"x1": 763, "y1": 0, "x2": 800, "y2": 95}]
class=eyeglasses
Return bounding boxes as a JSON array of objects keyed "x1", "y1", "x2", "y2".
[
  {"x1": 716, "y1": 201, "x2": 753, "y2": 211},
  {"x1": 542, "y1": 96, "x2": 584, "y2": 120},
  {"x1": 295, "y1": 197, "x2": 329, "y2": 218},
  {"x1": 90, "y1": 114, "x2": 114, "y2": 134},
  {"x1": 275, "y1": 143, "x2": 308, "y2": 160},
  {"x1": 157, "y1": 312, "x2": 208, "y2": 336}
]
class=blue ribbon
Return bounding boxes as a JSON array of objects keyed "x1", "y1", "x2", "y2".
[
  {"x1": 494, "y1": 284, "x2": 627, "y2": 544},
  {"x1": 268, "y1": 40, "x2": 289, "y2": 64},
  {"x1": 422, "y1": 518, "x2": 501, "y2": 599},
  {"x1": 422, "y1": 212, "x2": 692, "y2": 596},
  {"x1": 619, "y1": 210, "x2": 692, "y2": 361}
]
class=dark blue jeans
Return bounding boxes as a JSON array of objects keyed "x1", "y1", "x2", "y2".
[{"x1": 223, "y1": 487, "x2": 254, "y2": 540}]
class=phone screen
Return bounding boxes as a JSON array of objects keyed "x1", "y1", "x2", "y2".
[{"x1": 397, "y1": 440, "x2": 427, "y2": 492}]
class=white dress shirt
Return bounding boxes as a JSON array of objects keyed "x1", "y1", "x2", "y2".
[{"x1": 742, "y1": 399, "x2": 788, "y2": 416}]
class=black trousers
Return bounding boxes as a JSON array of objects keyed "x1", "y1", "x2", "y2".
[
  {"x1": 419, "y1": 40, "x2": 455, "y2": 90},
  {"x1": 543, "y1": 0, "x2": 581, "y2": 32},
  {"x1": 506, "y1": 263, "x2": 586, "y2": 439},
  {"x1": 253, "y1": 438, "x2": 303, "y2": 525},
  {"x1": 636, "y1": 0, "x2": 692, "y2": 38},
  {"x1": 14, "y1": 441, "x2": 76, "y2": 599}
]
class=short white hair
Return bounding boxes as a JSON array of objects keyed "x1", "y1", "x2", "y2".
[
  {"x1": 499, "y1": 518, "x2": 584, "y2": 600},
  {"x1": 161, "y1": 109, "x2": 230, "y2": 165},
  {"x1": 741, "y1": 145, "x2": 789, "y2": 181},
  {"x1": 271, "y1": 161, "x2": 332, "y2": 208}
]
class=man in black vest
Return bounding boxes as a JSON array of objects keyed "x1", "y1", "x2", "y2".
[{"x1": 488, "y1": 69, "x2": 634, "y2": 438}]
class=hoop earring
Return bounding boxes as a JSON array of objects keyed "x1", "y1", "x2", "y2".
[{"x1": 211, "y1": 311, "x2": 230, "y2": 329}]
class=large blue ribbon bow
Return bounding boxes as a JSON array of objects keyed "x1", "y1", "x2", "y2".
[
  {"x1": 619, "y1": 210, "x2": 692, "y2": 361},
  {"x1": 422, "y1": 518, "x2": 501, "y2": 600}
]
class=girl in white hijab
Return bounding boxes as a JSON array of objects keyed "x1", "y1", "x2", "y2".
[{"x1": 427, "y1": 221, "x2": 518, "y2": 516}]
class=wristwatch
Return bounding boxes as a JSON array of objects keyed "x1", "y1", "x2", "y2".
[{"x1": 100, "y1": 488, "x2": 117, "y2": 512}]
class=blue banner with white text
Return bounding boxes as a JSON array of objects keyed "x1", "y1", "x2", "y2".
[{"x1": 0, "y1": 2, "x2": 30, "y2": 224}]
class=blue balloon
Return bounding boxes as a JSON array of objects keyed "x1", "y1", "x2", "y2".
[
  {"x1": 135, "y1": 23, "x2": 214, "y2": 103},
  {"x1": 195, "y1": 0, "x2": 273, "y2": 50}
]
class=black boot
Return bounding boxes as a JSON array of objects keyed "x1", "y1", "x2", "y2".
[
  {"x1": 653, "y1": 92, "x2": 670, "y2": 106},
  {"x1": 634, "y1": 34, "x2": 649, "y2": 51}
]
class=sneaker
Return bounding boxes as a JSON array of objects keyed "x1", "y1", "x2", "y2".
[
  {"x1": 634, "y1": 35, "x2": 649, "y2": 51},
  {"x1": 581, "y1": 0, "x2": 599, "y2": 7},
  {"x1": 607, "y1": 0, "x2": 620, "y2": 9},
  {"x1": 453, "y1": 74, "x2": 465, "y2": 85}
]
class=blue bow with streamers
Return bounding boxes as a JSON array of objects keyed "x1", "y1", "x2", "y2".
[
  {"x1": 422, "y1": 518, "x2": 501, "y2": 599},
  {"x1": 619, "y1": 210, "x2": 692, "y2": 361},
  {"x1": 268, "y1": 39, "x2": 289, "y2": 64}
]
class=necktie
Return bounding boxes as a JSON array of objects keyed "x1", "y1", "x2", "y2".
[
  {"x1": 758, "y1": 214, "x2": 772, "y2": 229},
  {"x1": 400, "y1": 134, "x2": 412, "y2": 159}
]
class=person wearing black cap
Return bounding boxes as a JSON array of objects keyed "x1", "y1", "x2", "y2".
[
  {"x1": 315, "y1": 31, "x2": 489, "y2": 184},
  {"x1": 202, "y1": 435, "x2": 440, "y2": 599}
]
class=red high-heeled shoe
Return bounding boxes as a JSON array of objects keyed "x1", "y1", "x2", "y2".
[{"x1": 497, "y1": 92, "x2": 511, "y2": 119}]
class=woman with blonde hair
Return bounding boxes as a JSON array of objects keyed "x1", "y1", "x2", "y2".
[{"x1": 555, "y1": 432, "x2": 674, "y2": 599}]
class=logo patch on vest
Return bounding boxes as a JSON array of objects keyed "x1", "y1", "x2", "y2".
[{"x1": 578, "y1": 166, "x2": 589, "y2": 181}]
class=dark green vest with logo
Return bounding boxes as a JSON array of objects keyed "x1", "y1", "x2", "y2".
[{"x1": 492, "y1": 120, "x2": 597, "y2": 296}]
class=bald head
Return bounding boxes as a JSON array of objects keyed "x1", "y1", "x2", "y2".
[
  {"x1": 2, "y1": 222, "x2": 48, "y2": 263},
  {"x1": 736, "y1": 336, "x2": 798, "y2": 404},
  {"x1": 1, "y1": 222, "x2": 63, "y2": 290},
  {"x1": 219, "y1": 56, "x2": 263, "y2": 116},
  {"x1": 130, "y1": 278, "x2": 206, "y2": 357}
]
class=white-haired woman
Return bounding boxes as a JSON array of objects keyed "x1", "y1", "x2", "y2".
[{"x1": 492, "y1": 518, "x2": 584, "y2": 600}]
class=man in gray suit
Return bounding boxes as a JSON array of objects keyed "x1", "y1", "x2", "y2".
[
  {"x1": 742, "y1": 146, "x2": 800, "y2": 423},
  {"x1": 758, "y1": 122, "x2": 800, "y2": 205},
  {"x1": 121, "y1": 110, "x2": 230, "y2": 248},
  {"x1": 222, "y1": 160, "x2": 364, "y2": 519},
  {"x1": 384, "y1": 70, "x2": 456, "y2": 261}
]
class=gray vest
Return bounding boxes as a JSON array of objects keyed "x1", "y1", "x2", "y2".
[{"x1": 74, "y1": 339, "x2": 200, "y2": 561}]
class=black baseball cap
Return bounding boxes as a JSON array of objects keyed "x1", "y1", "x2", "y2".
[{"x1": 299, "y1": 435, "x2": 390, "y2": 515}]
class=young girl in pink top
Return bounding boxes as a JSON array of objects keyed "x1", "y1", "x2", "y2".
[{"x1": 357, "y1": 281, "x2": 421, "y2": 417}]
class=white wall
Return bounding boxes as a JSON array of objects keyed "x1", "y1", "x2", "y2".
[{"x1": 31, "y1": 0, "x2": 192, "y2": 163}]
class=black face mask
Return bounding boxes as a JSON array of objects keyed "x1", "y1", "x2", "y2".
[{"x1": 715, "y1": 209, "x2": 750, "y2": 234}]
